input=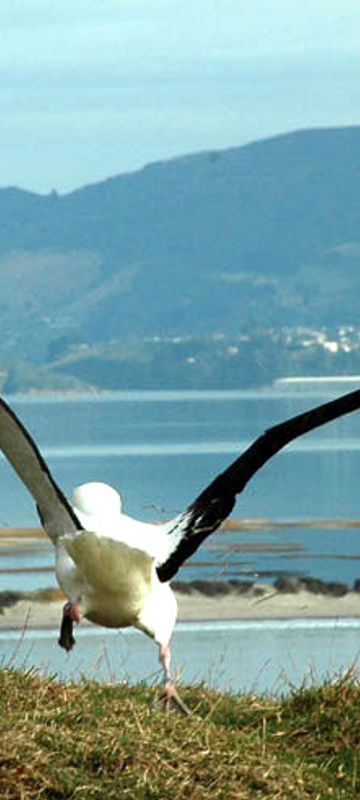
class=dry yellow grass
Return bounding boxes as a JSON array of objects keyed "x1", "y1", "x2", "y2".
[{"x1": 1, "y1": 667, "x2": 360, "y2": 799}]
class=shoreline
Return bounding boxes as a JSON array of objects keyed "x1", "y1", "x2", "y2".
[
  {"x1": 4, "y1": 378, "x2": 360, "y2": 398},
  {"x1": 1, "y1": 584, "x2": 360, "y2": 632},
  {"x1": 2, "y1": 516, "x2": 360, "y2": 542},
  {"x1": 2, "y1": 521, "x2": 360, "y2": 631}
]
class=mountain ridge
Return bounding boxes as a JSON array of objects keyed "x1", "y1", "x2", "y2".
[{"x1": 1, "y1": 126, "x2": 360, "y2": 389}]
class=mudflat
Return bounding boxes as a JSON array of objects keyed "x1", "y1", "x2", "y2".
[{"x1": 1, "y1": 584, "x2": 360, "y2": 633}]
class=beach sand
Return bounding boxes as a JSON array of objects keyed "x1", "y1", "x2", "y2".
[{"x1": 1, "y1": 585, "x2": 360, "y2": 632}]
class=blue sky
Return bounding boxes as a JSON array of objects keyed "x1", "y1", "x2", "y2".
[{"x1": 1, "y1": 0, "x2": 360, "y2": 194}]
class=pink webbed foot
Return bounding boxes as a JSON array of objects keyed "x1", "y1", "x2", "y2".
[{"x1": 157, "y1": 680, "x2": 191, "y2": 716}]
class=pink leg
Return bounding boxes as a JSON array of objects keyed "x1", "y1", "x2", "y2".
[
  {"x1": 160, "y1": 643, "x2": 171, "y2": 682},
  {"x1": 158, "y1": 643, "x2": 191, "y2": 716}
]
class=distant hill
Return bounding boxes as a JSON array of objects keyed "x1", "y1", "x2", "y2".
[{"x1": 1, "y1": 126, "x2": 360, "y2": 387}]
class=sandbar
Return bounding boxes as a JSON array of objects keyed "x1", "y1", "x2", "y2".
[{"x1": 1, "y1": 585, "x2": 360, "y2": 633}]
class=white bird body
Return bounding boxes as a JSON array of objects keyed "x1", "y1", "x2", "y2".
[{"x1": 55, "y1": 484, "x2": 178, "y2": 644}]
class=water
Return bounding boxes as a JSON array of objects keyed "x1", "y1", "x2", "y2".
[
  {"x1": 1, "y1": 619, "x2": 360, "y2": 696},
  {"x1": 1, "y1": 387, "x2": 360, "y2": 591}
]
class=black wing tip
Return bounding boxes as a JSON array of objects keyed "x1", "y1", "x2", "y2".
[{"x1": 157, "y1": 388, "x2": 360, "y2": 582}]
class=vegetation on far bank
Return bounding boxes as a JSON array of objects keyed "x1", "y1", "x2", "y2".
[
  {"x1": 1, "y1": 667, "x2": 360, "y2": 799},
  {"x1": 2, "y1": 327, "x2": 360, "y2": 393}
]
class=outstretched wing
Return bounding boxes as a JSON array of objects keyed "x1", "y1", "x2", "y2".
[
  {"x1": 157, "y1": 388, "x2": 360, "y2": 582},
  {"x1": 0, "y1": 398, "x2": 82, "y2": 542}
]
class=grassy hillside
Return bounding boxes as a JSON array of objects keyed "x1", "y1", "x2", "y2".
[
  {"x1": 1, "y1": 127, "x2": 360, "y2": 366},
  {"x1": 1, "y1": 667, "x2": 360, "y2": 798}
]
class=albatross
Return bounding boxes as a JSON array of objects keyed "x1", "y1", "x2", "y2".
[{"x1": 0, "y1": 389, "x2": 360, "y2": 714}]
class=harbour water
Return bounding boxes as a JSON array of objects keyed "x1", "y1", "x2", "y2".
[
  {"x1": 1, "y1": 619, "x2": 360, "y2": 696},
  {"x1": 1, "y1": 385, "x2": 360, "y2": 591}
]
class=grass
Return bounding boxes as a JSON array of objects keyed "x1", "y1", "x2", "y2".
[{"x1": 1, "y1": 668, "x2": 360, "y2": 799}]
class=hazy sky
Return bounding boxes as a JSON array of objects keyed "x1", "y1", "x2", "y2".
[{"x1": 1, "y1": 0, "x2": 360, "y2": 194}]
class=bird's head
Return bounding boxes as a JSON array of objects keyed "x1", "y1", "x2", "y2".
[{"x1": 71, "y1": 481, "x2": 122, "y2": 516}]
